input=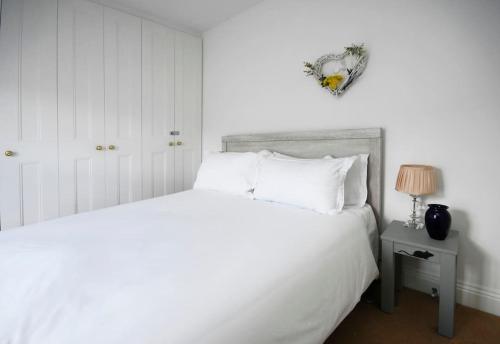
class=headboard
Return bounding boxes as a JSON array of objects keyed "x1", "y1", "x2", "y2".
[{"x1": 222, "y1": 128, "x2": 383, "y2": 227}]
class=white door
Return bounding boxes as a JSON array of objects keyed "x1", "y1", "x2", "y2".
[
  {"x1": 141, "y1": 20, "x2": 176, "y2": 199},
  {"x1": 104, "y1": 7, "x2": 142, "y2": 206},
  {"x1": 174, "y1": 32, "x2": 203, "y2": 192},
  {"x1": 58, "y1": 0, "x2": 106, "y2": 216},
  {"x1": 0, "y1": 0, "x2": 59, "y2": 229}
]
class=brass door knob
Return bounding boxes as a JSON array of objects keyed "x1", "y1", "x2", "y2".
[
  {"x1": 108, "y1": 145, "x2": 116, "y2": 150},
  {"x1": 168, "y1": 142, "x2": 175, "y2": 146},
  {"x1": 96, "y1": 145, "x2": 104, "y2": 151},
  {"x1": 176, "y1": 141, "x2": 183, "y2": 146},
  {"x1": 4, "y1": 150, "x2": 14, "y2": 157}
]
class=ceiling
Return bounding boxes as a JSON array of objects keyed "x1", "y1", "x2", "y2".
[{"x1": 96, "y1": 0, "x2": 264, "y2": 33}]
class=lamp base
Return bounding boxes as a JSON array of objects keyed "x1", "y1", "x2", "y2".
[
  {"x1": 404, "y1": 195, "x2": 424, "y2": 230},
  {"x1": 404, "y1": 219, "x2": 424, "y2": 230}
]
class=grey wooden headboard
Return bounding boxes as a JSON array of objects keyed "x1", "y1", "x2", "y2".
[{"x1": 222, "y1": 128, "x2": 383, "y2": 227}]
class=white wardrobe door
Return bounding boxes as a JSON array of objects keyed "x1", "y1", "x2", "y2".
[
  {"x1": 174, "y1": 32, "x2": 202, "y2": 192},
  {"x1": 0, "y1": 0, "x2": 59, "y2": 229},
  {"x1": 58, "y1": 0, "x2": 106, "y2": 216},
  {"x1": 104, "y1": 7, "x2": 142, "y2": 206},
  {"x1": 141, "y1": 20, "x2": 176, "y2": 199}
]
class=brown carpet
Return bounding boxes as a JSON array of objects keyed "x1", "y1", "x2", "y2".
[{"x1": 325, "y1": 288, "x2": 500, "y2": 344}]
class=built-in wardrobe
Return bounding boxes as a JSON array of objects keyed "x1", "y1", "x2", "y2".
[{"x1": 0, "y1": 0, "x2": 202, "y2": 229}]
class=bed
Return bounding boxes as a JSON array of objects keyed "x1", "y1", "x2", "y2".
[{"x1": 0, "y1": 128, "x2": 383, "y2": 344}]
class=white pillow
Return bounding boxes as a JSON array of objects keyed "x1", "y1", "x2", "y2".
[
  {"x1": 272, "y1": 152, "x2": 369, "y2": 207},
  {"x1": 272, "y1": 152, "x2": 331, "y2": 160},
  {"x1": 342, "y1": 154, "x2": 369, "y2": 207},
  {"x1": 193, "y1": 152, "x2": 259, "y2": 197},
  {"x1": 254, "y1": 156, "x2": 356, "y2": 214}
]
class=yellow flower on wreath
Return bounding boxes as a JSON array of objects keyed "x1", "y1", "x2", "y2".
[{"x1": 321, "y1": 74, "x2": 345, "y2": 91}]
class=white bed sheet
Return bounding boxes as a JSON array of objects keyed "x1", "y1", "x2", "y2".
[
  {"x1": 343, "y1": 204, "x2": 379, "y2": 260},
  {"x1": 0, "y1": 190, "x2": 378, "y2": 344}
]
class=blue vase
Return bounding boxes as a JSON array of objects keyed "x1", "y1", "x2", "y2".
[{"x1": 425, "y1": 204, "x2": 451, "y2": 240}]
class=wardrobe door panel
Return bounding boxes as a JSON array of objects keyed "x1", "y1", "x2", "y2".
[
  {"x1": 142, "y1": 20, "x2": 176, "y2": 199},
  {"x1": 0, "y1": 0, "x2": 59, "y2": 229},
  {"x1": 104, "y1": 8, "x2": 142, "y2": 206},
  {"x1": 174, "y1": 32, "x2": 202, "y2": 192},
  {"x1": 58, "y1": 0, "x2": 106, "y2": 216}
]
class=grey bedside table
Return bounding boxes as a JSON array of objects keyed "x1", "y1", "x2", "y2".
[{"x1": 380, "y1": 220, "x2": 459, "y2": 338}]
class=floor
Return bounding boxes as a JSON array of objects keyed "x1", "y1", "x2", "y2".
[{"x1": 326, "y1": 288, "x2": 500, "y2": 344}]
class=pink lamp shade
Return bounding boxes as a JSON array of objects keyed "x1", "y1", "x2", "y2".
[{"x1": 395, "y1": 165, "x2": 437, "y2": 196}]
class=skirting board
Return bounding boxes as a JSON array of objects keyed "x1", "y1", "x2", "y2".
[{"x1": 402, "y1": 266, "x2": 500, "y2": 316}]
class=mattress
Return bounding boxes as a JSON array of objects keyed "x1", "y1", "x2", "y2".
[{"x1": 0, "y1": 189, "x2": 379, "y2": 344}]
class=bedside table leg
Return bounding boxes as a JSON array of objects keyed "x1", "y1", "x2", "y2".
[
  {"x1": 439, "y1": 253, "x2": 456, "y2": 338},
  {"x1": 381, "y1": 240, "x2": 395, "y2": 313},
  {"x1": 395, "y1": 254, "x2": 402, "y2": 306}
]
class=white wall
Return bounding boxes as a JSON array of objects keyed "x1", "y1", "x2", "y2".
[{"x1": 203, "y1": 0, "x2": 500, "y2": 315}]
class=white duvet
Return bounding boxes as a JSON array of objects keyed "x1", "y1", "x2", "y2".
[{"x1": 0, "y1": 190, "x2": 378, "y2": 344}]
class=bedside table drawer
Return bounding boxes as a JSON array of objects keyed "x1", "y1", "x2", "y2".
[{"x1": 394, "y1": 242, "x2": 440, "y2": 263}]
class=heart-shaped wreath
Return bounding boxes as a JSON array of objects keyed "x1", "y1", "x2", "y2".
[{"x1": 304, "y1": 44, "x2": 368, "y2": 96}]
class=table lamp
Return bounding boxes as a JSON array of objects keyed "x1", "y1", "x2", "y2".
[{"x1": 395, "y1": 164, "x2": 437, "y2": 229}]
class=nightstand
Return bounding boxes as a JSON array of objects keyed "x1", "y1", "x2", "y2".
[{"x1": 380, "y1": 220, "x2": 459, "y2": 338}]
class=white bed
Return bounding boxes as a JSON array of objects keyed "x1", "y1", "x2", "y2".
[
  {"x1": 0, "y1": 128, "x2": 383, "y2": 344},
  {"x1": 0, "y1": 189, "x2": 378, "y2": 344}
]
